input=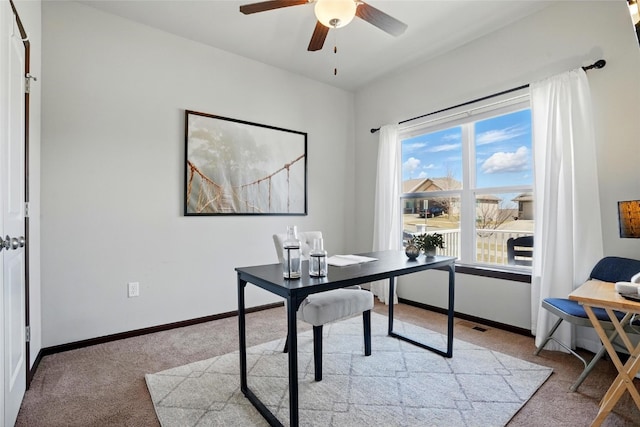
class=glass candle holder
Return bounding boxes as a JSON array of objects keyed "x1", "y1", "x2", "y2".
[
  {"x1": 309, "y1": 238, "x2": 327, "y2": 277},
  {"x1": 282, "y1": 225, "x2": 301, "y2": 279}
]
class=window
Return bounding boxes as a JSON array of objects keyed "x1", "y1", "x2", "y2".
[{"x1": 400, "y1": 94, "x2": 534, "y2": 270}]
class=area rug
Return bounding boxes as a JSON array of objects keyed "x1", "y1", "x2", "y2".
[{"x1": 145, "y1": 313, "x2": 552, "y2": 426}]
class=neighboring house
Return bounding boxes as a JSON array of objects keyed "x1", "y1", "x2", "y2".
[
  {"x1": 403, "y1": 177, "x2": 462, "y2": 194},
  {"x1": 476, "y1": 194, "x2": 502, "y2": 222},
  {"x1": 402, "y1": 178, "x2": 502, "y2": 222},
  {"x1": 513, "y1": 193, "x2": 534, "y2": 220},
  {"x1": 402, "y1": 177, "x2": 462, "y2": 215}
]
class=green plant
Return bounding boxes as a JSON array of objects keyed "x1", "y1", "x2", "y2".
[{"x1": 413, "y1": 232, "x2": 445, "y2": 252}]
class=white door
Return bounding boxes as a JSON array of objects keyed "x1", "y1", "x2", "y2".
[{"x1": 0, "y1": 1, "x2": 27, "y2": 425}]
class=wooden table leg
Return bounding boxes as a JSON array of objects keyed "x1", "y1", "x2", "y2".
[
  {"x1": 583, "y1": 305, "x2": 640, "y2": 426},
  {"x1": 600, "y1": 308, "x2": 640, "y2": 408}
]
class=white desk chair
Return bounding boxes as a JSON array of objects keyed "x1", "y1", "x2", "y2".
[{"x1": 273, "y1": 231, "x2": 373, "y2": 381}]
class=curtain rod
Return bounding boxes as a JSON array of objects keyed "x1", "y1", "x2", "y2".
[{"x1": 370, "y1": 59, "x2": 606, "y2": 134}]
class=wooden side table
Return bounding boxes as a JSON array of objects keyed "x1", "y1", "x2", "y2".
[{"x1": 569, "y1": 280, "x2": 640, "y2": 426}]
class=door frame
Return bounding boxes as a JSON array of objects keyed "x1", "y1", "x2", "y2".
[{"x1": 8, "y1": 0, "x2": 31, "y2": 388}]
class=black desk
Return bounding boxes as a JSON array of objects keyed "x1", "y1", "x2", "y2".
[{"x1": 235, "y1": 250, "x2": 456, "y2": 427}]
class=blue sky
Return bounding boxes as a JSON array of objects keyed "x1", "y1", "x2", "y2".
[{"x1": 401, "y1": 109, "x2": 532, "y2": 189}]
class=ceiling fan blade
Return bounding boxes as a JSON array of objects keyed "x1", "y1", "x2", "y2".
[
  {"x1": 356, "y1": 2, "x2": 407, "y2": 37},
  {"x1": 240, "y1": 0, "x2": 309, "y2": 15},
  {"x1": 308, "y1": 21, "x2": 329, "y2": 51}
]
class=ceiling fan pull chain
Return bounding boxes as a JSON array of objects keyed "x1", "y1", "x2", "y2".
[{"x1": 333, "y1": 30, "x2": 338, "y2": 76}]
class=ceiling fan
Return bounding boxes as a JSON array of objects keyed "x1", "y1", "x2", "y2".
[{"x1": 239, "y1": 0, "x2": 408, "y2": 52}]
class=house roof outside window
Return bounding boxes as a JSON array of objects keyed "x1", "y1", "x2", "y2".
[{"x1": 403, "y1": 177, "x2": 462, "y2": 193}]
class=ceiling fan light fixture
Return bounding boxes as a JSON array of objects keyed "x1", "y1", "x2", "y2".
[{"x1": 314, "y1": 0, "x2": 357, "y2": 28}]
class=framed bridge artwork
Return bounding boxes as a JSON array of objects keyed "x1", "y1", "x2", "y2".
[{"x1": 184, "y1": 110, "x2": 308, "y2": 215}]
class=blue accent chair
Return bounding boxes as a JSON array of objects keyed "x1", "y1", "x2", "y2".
[{"x1": 534, "y1": 256, "x2": 640, "y2": 391}]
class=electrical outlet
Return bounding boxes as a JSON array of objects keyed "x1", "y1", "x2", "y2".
[{"x1": 127, "y1": 282, "x2": 139, "y2": 298}]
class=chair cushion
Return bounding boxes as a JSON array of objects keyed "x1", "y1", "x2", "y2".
[
  {"x1": 298, "y1": 289, "x2": 374, "y2": 326},
  {"x1": 544, "y1": 298, "x2": 626, "y2": 322}
]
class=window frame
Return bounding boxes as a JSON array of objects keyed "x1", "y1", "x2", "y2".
[{"x1": 399, "y1": 90, "x2": 533, "y2": 275}]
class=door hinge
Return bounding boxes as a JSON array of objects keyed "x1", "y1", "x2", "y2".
[
  {"x1": 25, "y1": 202, "x2": 29, "y2": 218},
  {"x1": 25, "y1": 73, "x2": 37, "y2": 94},
  {"x1": 25, "y1": 326, "x2": 30, "y2": 343}
]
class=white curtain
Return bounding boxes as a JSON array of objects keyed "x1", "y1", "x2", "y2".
[
  {"x1": 371, "y1": 124, "x2": 401, "y2": 304},
  {"x1": 530, "y1": 69, "x2": 603, "y2": 351}
]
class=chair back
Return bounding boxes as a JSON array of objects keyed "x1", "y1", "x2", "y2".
[
  {"x1": 273, "y1": 231, "x2": 323, "y2": 263},
  {"x1": 589, "y1": 256, "x2": 640, "y2": 282},
  {"x1": 507, "y1": 236, "x2": 534, "y2": 266}
]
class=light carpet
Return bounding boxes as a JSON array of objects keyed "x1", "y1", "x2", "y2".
[{"x1": 145, "y1": 313, "x2": 552, "y2": 426}]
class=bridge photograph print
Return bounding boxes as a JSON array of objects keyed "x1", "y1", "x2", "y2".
[{"x1": 184, "y1": 110, "x2": 307, "y2": 216}]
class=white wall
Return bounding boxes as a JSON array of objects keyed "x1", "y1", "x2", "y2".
[
  {"x1": 354, "y1": 1, "x2": 640, "y2": 329},
  {"x1": 41, "y1": 2, "x2": 355, "y2": 347},
  {"x1": 12, "y1": 0, "x2": 42, "y2": 369},
  {"x1": 37, "y1": 0, "x2": 640, "y2": 347}
]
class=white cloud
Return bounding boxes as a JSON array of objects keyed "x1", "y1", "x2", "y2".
[
  {"x1": 428, "y1": 143, "x2": 461, "y2": 153},
  {"x1": 477, "y1": 125, "x2": 528, "y2": 146},
  {"x1": 481, "y1": 146, "x2": 529, "y2": 174},
  {"x1": 442, "y1": 133, "x2": 461, "y2": 142},
  {"x1": 403, "y1": 157, "x2": 421, "y2": 174},
  {"x1": 403, "y1": 141, "x2": 427, "y2": 153}
]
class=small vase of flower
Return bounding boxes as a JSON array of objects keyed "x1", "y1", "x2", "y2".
[{"x1": 413, "y1": 232, "x2": 445, "y2": 258}]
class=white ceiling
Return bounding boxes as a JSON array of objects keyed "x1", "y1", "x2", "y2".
[{"x1": 78, "y1": 0, "x2": 554, "y2": 91}]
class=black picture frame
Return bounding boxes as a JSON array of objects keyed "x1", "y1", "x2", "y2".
[{"x1": 184, "y1": 110, "x2": 307, "y2": 216}]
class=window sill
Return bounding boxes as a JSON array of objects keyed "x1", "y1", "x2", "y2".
[
  {"x1": 455, "y1": 263, "x2": 531, "y2": 283},
  {"x1": 433, "y1": 263, "x2": 532, "y2": 283}
]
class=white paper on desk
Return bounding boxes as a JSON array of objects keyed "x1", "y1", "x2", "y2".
[{"x1": 327, "y1": 255, "x2": 378, "y2": 267}]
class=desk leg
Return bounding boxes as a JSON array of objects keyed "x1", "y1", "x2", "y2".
[
  {"x1": 287, "y1": 296, "x2": 299, "y2": 427},
  {"x1": 387, "y1": 261, "x2": 455, "y2": 358},
  {"x1": 583, "y1": 305, "x2": 640, "y2": 427},
  {"x1": 445, "y1": 263, "x2": 455, "y2": 358},
  {"x1": 388, "y1": 276, "x2": 395, "y2": 335},
  {"x1": 237, "y1": 277, "x2": 248, "y2": 394},
  {"x1": 237, "y1": 275, "x2": 285, "y2": 427}
]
